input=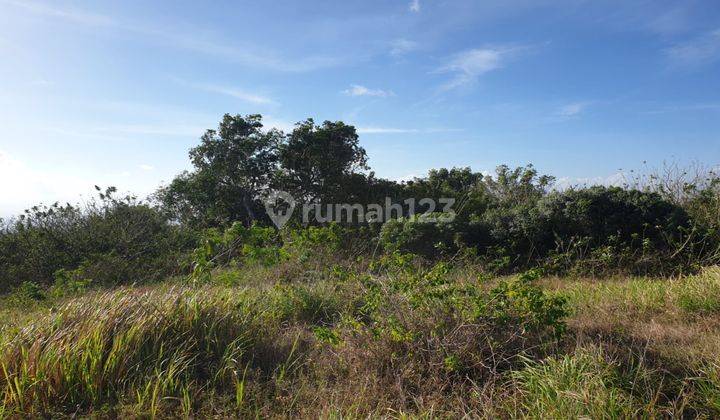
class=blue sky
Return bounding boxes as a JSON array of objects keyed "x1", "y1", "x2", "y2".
[{"x1": 1, "y1": 0, "x2": 719, "y2": 216}]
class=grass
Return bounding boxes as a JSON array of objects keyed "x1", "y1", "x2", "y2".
[
  {"x1": 1, "y1": 262, "x2": 720, "y2": 417},
  {"x1": 550, "y1": 266, "x2": 720, "y2": 317},
  {"x1": 510, "y1": 346, "x2": 647, "y2": 419}
]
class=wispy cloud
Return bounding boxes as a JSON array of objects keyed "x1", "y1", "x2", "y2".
[
  {"x1": 3, "y1": 0, "x2": 342, "y2": 72},
  {"x1": 42, "y1": 123, "x2": 207, "y2": 141},
  {"x1": 409, "y1": 0, "x2": 420, "y2": 13},
  {"x1": 557, "y1": 102, "x2": 590, "y2": 118},
  {"x1": 2, "y1": 0, "x2": 114, "y2": 26},
  {"x1": 665, "y1": 29, "x2": 720, "y2": 68},
  {"x1": 356, "y1": 126, "x2": 461, "y2": 134},
  {"x1": 646, "y1": 7, "x2": 690, "y2": 35},
  {"x1": 436, "y1": 46, "x2": 524, "y2": 90},
  {"x1": 641, "y1": 102, "x2": 720, "y2": 115},
  {"x1": 390, "y1": 38, "x2": 419, "y2": 56},
  {"x1": 139, "y1": 164, "x2": 155, "y2": 171},
  {"x1": 342, "y1": 85, "x2": 395, "y2": 98},
  {"x1": 357, "y1": 127, "x2": 419, "y2": 134},
  {"x1": 174, "y1": 79, "x2": 277, "y2": 105}
]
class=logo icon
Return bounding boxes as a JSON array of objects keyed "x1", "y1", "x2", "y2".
[{"x1": 263, "y1": 190, "x2": 296, "y2": 228}]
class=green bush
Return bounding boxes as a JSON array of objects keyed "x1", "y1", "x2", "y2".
[
  {"x1": 9, "y1": 281, "x2": 45, "y2": 304},
  {"x1": 484, "y1": 269, "x2": 568, "y2": 338},
  {"x1": 0, "y1": 188, "x2": 195, "y2": 292},
  {"x1": 50, "y1": 268, "x2": 93, "y2": 298},
  {"x1": 379, "y1": 214, "x2": 457, "y2": 258},
  {"x1": 471, "y1": 186, "x2": 698, "y2": 274},
  {"x1": 539, "y1": 187, "x2": 689, "y2": 250},
  {"x1": 190, "y1": 222, "x2": 286, "y2": 282}
]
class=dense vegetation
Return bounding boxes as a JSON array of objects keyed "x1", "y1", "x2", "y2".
[
  {"x1": 0, "y1": 113, "x2": 719, "y2": 417},
  {"x1": 1, "y1": 114, "x2": 719, "y2": 293}
]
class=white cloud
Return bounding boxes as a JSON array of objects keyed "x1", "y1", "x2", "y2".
[
  {"x1": 3, "y1": 0, "x2": 341, "y2": 72},
  {"x1": 356, "y1": 126, "x2": 460, "y2": 134},
  {"x1": 139, "y1": 164, "x2": 155, "y2": 171},
  {"x1": 557, "y1": 102, "x2": 590, "y2": 118},
  {"x1": 194, "y1": 83, "x2": 276, "y2": 105},
  {"x1": 665, "y1": 29, "x2": 720, "y2": 68},
  {"x1": 390, "y1": 38, "x2": 419, "y2": 56},
  {"x1": 342, "y1": 84, "x2": 395, "y2": 98},
  {"x1": 357, "y1": 127, "x2": 419, "y2": 134},
  {"x1": 409, "y1": 0, "x2": 420, "y2": 13},
  {"x1": 2, "y1": 0, "x2": 114, "y2": 26},
  {"x1": 436, "y1": 47, "x2": 521, "y2": 90}
]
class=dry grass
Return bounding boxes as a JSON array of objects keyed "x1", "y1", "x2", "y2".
[
  {"x1": 546, "y1": 267, "x2": 720, "y2": 365},
  {"x1": 1, "y1": 264, "x2": 720, "y2": 418}
]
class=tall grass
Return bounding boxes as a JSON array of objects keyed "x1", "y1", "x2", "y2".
[
  {"x1": 2, "y1": 262, "x2": 720, "y2": 417},
  {"x1": 0, "y1": 285, "x2": 326, "y2": 417},
  {"x1": 556, "y1": 266, "x2": 720, "y2": 317},
  {"x1": 511, "y1": 347, "x2": 649, "y2": 418}
]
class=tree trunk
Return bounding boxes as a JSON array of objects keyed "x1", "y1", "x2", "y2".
[{"x1": 242, "y1": 193, "x2": 256, "y2": 227}]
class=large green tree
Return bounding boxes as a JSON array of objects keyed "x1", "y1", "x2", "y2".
[
  {"x1": 278, "y1": 119, "x2": 369, "y2": 203},
  {"x1": 157, "y1": 114, "x2": 281, "y2": 227}
]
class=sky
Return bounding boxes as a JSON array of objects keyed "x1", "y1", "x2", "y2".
[{"x1": 1, "y1": 0, "x2": 720, "y2": 216}]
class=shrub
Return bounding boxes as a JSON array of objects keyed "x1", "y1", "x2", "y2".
[
  {"x1": 483, "y1": 269, "x2": 568, "y2": 338},
  {"x1": 379, "y1": 214, "x2": 457, "y2": 258},
  {"x1": 472, "y1": 186, "x2": 698, "y2": 275},
  {"x1": 50, "y1": 268, "x2": 93, "y2": 298},
  {"x1": 539, "y1": 186, "x2": 690, "y2": 251},
  {"x1": 325, "y1": 265, "x2": 568, "y2": 390},
  {"x1": 8, "y1": 281, "x2": 45, "y2": 304},
  {"x1": 0, "y1": 188, "x2": 195, "y2": 292},
  {"x1": 190, "y1": 223, "x2": 286, "y2": 281}
]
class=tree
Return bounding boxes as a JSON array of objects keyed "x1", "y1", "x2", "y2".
[
  {"x1": 158, "y1": 114, "x2": 281, "y2": 227},
  {"x1": 482, "y1": 164, "x2": 555, "y2": 205},
  {"x1": 278, "y1": 119, "x2": 368, "y2": 203},
  {"x1": 403, "y1": 167, "x2": 490, "y2": 220}
]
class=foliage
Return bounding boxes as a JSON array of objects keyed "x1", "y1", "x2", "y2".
[
  {"x1": 3, "y1": 111, "x2": 720, "y2": 291},
  {"x1": 50, "y1": 268, "x2": 93, "y2": 298},
  {"x1": 379, "y1": 214, "x2": 457, "y2": 258},
  {"x1": 278, "y1": 119, "x2": 369, "y2": 203},
  {"x1": 151, "y1": 114, "x2": 720, "y2": 276},
  {"x1": 156, "y1": 114, "x2": 282, "y2": 228},
  {"x1": 191, "y1": 222, "x2": 287, "y2": 282},
  {"x1": 484, "y1": 269, "x2": 568, "y2": 338},
  {"x1": 0, "y1": 187, "x2": 194, "y2": 292}
]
